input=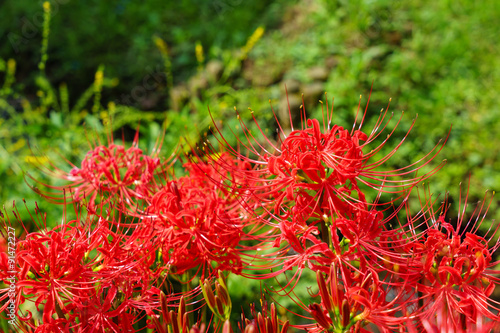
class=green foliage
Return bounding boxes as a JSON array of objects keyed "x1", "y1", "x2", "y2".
[{"x1": 0, "y1": 0, "x2": 292, "y2": 105}]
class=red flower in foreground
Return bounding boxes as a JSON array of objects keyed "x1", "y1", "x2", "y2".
[
  {"x1": 12, "y1": 224, "x2": 92, "y2": 324},
  {"x1": 1, "y1": 201, "x2": 162, "y2": 331},
  {"x1": 206, "y1": 95, "x2": 448, "y2": 217},
  {"x1": 202, "y1": 95, "x2": 448, "y2": 277},
  {"x1": 265, "y1": 118, "x2": 368, "y2": 213},
  {"x1": 306, "y1": 263, "x2": 404, "y2": 332},
  {"x1": 402, "y1": 187, "x2": 500, "y2": 327},
  {"x1": 407, "y1": 221, "x2": 500, "y2": 323},
  {"x1": 143, "y1": 155, "x2": 250, "y2": 277}
]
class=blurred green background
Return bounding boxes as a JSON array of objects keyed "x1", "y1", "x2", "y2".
[{"x1": 1, "y1": 0, "x2": 500, "y2": 329}]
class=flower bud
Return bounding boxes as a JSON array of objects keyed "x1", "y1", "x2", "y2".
[
  {"x1": 329, "y1": 264, "x2": 340, "y2": 308},
  {"x1": 170, "y1": 310, "x2": 179, "y2": 333},
  {"x1": 341, "y1": 299, "x2": 350, "y2": 328},
  {"x1": 280, "y1": 320, "x2": 289, "y2": 333},
  {"x1": 223, "y1": 320, "x2": 232, "y2": 333},
  {"x1": 270, "y1": 303, "x2": 277, "y2": 333},
  {"x1": 179, "y1": 296, "x2": 186, "y2": 320},
  {"x1": 308, "y1": 303, "x2": 331, "y2": 331},
  {"x1": 182, "y1": 312, "x2": 189, "y2": 333},
  {"x1": 215, "y1": 281, "x2": 230, "y2": 307},
  {"x1": 215, "y1": 295, "x2": 225, "y2": 318},
  {"x1": 160, "y1": 291, "x2": 171, "y2": 324},
  {"x1": 257, "y1": 312, "x2": 266, "y2": 333},
  {"x1": 244, "y1": 322, "x2": 257, "y2": 333},
  {"x1": 201, "y1": 280, "x2": 216, "y2": 311},
  {"x1": 317, "y1": 271, "x2": 332, "y2": 312}
]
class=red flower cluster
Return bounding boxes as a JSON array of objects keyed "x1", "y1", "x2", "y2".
[
  {"x1": 2, "y1": 93, "x2": 499, "y2": 332},
  {"x1": 142, "y1": 157, "x2": 250, "y2": 276},
  {"x1": 27, "y1": 132, "x2": 163, "y2": 208}
]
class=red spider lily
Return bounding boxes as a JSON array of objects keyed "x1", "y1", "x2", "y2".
[
  {"x1": 199, "y1": 92, "x2": 448, "y2": 283},
  {"x1": 263, "y1": 118, "x2": 369, "y2": 216},
  {"x1": 306, "y1": 263, "x2": 406, "y2": 333},
  {"x1": 11, "y1": 224, "x2": 97, "y2": 323},
  {"x1": 205, "y1": 93, "x2": 448, "y2": 217},
  {"x1": 26, "y1": 129, "x2": 167, "y2": 209},
  {"x1": 240, "y1": 302, "x2": 289, "y2": 333},
  {"x1": 405, "y1": 297, "x2": 500, "y2": 333},
  {"x1": 138, "y1": 153, "x2": 257, "y2": 278},
  {"x1": 69, "y1": 143, "x2": 159, "y2": 199},
  {"x1": 0, "y1": 201, "x2": 164, "y2": 330},
  {"x1": 406, "y1": 221, "x2": 500, "y2": 324},
  {"x1": 10, "y1": 224, "x2": 94, "y2": 324},
  {"x1": 401, "y1": 185, "x2": 500, "y2": 327}
]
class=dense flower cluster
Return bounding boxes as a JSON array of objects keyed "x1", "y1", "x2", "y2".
[{"x1": 1, "y1": 94, "x2": 499, "y2": 332}]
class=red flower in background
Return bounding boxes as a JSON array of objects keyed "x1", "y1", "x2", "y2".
[
  {"x1": 27, "y1": 131, "x2": 165, "y2": 209},
  {"x1": 68, "y1": 143, "x2": 160, "y2": 201}
]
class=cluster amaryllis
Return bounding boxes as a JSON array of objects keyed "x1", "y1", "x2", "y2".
[
  {"x1": 3, "y1": 91, "x2": 500, "y2": 332},
  {"x1": 203, "y1": 94, "x2": 448, "y2": 279},
  {"x1": 207, "y1": 96, "x2": 447, "y2": 210},
  {"x1": 400, "y1": 187, "x2": 500, "y2": 326},
  {"x1": 27, "y1": 131, "x2": 165, "y2": 208},
  {"x1": 145, "y1": 179, "x2": 243, "y2": 275},
  {"x1": 0, "y1": 211, "x2": 161, "y2": 332},
  {"x1": 139, "y1": 153, "x2": 258, "y2": 278}
]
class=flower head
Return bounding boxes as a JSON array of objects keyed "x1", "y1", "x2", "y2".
[
  {"x1": 27, "y1": 130, "x2": 166, "y2": 210},
  {"x1": 203, "y1": 94, "x2": 448, "y2": 277},
  {"x1": 403, "y1": 186, "x2": 500, "y2": 325},
  {"x1": 143, "y1": 154, "x2": 250, "y2": 277}
]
